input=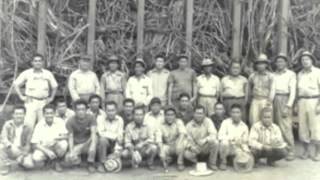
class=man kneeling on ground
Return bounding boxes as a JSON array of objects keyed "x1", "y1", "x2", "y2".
[
  {"x1": 30, "y1": 104, "x2": 68, "y2": 172},
  {"x1": 249, "y1": 106, "x2": 288, "y2": 167}
]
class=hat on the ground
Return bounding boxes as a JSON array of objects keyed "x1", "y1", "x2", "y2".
[
  {"x1": 300, "y1": 51, "x2": 316, "y2": 63},
  {"x1": 134, "y1": 58, "x2": 146, "y2": 68},
  {"x1": 189, "y1": 162, "x2": 213, "y2": 176},
  {"x1": 255, "y1": 54, "x2": 269, "y2": 64},
  {"x1": 104, "y1": 156, "x2": 122, "y2": 173},
  {"x1": 274, "y1": 53, "x2": 288, "y2": 62},
  {"x1": 201, "y1": 58, "x2": 214, "y2": 67},
  {"x1": 233, "y1": 151, "x2": 254, "y2": 173}
]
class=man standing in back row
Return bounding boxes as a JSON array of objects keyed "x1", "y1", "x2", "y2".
[{"x1": 14, "y1": 54, "x2": 58, "y2": 129}]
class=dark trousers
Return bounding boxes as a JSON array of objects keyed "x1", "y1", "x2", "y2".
[{"x1": 251, "y1": 147, "x2": 287, "y2": 162}]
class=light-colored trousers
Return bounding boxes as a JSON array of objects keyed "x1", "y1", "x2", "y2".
[
  {"x1": 24, "y1": 98, "x2": 47, "y2": 129},
  {"x1": 298, "y1": 98, "x2": 320, "y2": 143},
  {"x1": 198, "y1": 96, "x2": 217, "y2": 116},
  {"x1": 32, "y1": 140, "x2": 68, "y2": 164},
  {"x1": 273, "y1": 95, "x2": 295, "y2": 153},
  {"x1": 105, "y1": 93, "x2": 124, "y2": 110},
  {"x1": 249, "y1": 98, "x2": 270, "y2": 126}
]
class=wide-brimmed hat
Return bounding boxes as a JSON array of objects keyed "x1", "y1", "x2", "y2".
[
  {"x1": 108, "y1": 55, "x2": 120, "y2": 64},
  {"x1": 274, "y1": 53, "x2": 288, "y2": 62},
  {"x1": 201, "y1": 58, "x2": 214, "y2": 67},
  {"x1": 233, "y1": 151, "x2": 254, "y2": 173},
  {"x1": 300, "y1": 51, "x2": 316, "y2": 63},
  {"x1": 134, "y1": 58, "x2": 146, "y2": 68},
  {"x1": 255, "y1": 54, "x2": 269, "y2": 64},
  {"x1": 104, "y1": 158, "x2": 122, "y2": 173},
  {"x1": 189, "y1": 162, "x2": 213, "y2": 176}
]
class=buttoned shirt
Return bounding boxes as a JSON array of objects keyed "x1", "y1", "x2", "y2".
[
  {"x1": 56, "y1": 108, "x2": 75, "y2": 122},
  {"x1": 1, "y1": 120, "x2": 32, "y2": 148},
  {"x1": 273, "y1": 69, "x2": 296, "y2": 106},
  {"x1": 14, "y1": 68, "x2": 58, "y2": 98},
  {"x1": 144, "y1": 111, "x2": 164, "y2": 132},
  {"x1": 87, "y1": 108, "x2": 106, "y2": 121},
  {"x1": 186, "y1": 117, "x2": 217, "y2": 146},
  {"x1": 157, "y1": 119, "x2": 187, "y2": 145},
  {"x1": 197, "y1": 74, "x2": 220, "y2": 96},
  {"x1": 218, "y1": 118, "x2": 248, "y2": 143},
  {"x1": 297, "y1": 66, "x2": 320, "y2": 97},
  {"x1": 147, "y1": 68, "x2": 170, "y2": 103},
  {"x1": 13, "y1": 125, "x2": 23, "y2": 147},
  {"x1": 100, "y1": 70, "x2": 126, "y2": 93},
  {"x1": 97, "y1": 115, "x2": 124, "y2": 142},
  {"x1": 168, "y1": 68, "x2": 197, "y2": 98},
  {"x1": 124, "y1": 121, "x2": 154, "y2": 147},
  {"x1": 248, "y1": 71, "x2": 275, "y2": 99},
  {"x1": 210, "y1": 114, "x2": 227, "y2": 130},
  {"x1": 119, "y1": 110, "x2": 134, "y2": 127},
  {"x1": 221, "y1": 75, "x2": 248, "y2": 97},
  {"x1": 31, "y1": 118, "x2": 67, "y2": 146},
  {"x1": 125, "y1": 75, "x2": 153, "y2": 105},
  {"x1": 68, "y1": 69, "x2": 100, "y2": 101},
  {"x1": 249, "y1": 121, "x2": 286, "y2": 150}
]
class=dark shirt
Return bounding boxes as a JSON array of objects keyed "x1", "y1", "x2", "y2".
[
  {"x1": 119, "y1": 110, "x2": 134, "y2": 128},
  {"x1": 176, "y1": 105, "x2": 194, "y2": 125},
  {"x1": 210, "y1": 114, "x2": 227, "y2": 131},
  {"x1": 66, "y1": 114, "x2": 97, "y2": 144}
]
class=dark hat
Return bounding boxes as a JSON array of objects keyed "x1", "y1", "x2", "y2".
[
  {"x1": 300, "y1": 51, "x2": 316, "y2": 63},
  {"x1": 254, "y1": 54, "x2": 269, "y2": 64},
  {"x1": 149, "y1": 97, "x2": 161, "y2": 106},
  {"x1": 134, "y1": 58, "x2": 146, "y2": 68},
  {"x1": 274, "y1": 53, "x2": 288, "y2": 62}
]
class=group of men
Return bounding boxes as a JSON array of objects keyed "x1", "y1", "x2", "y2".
[{"x1": 0, "y1": 50, "x2": 319, "y2": 175}]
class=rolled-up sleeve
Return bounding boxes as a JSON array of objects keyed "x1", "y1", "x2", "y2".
[{"x1": 249, "y1": 125, "x2": 263, "y2": 150}]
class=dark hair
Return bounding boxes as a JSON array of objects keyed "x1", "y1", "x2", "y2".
[
  {"x1": 73, "y1": 99, "x2": 88, "y2": 109},
  {"x1": 133, "y1": 105, "x2": 146, "y2": 114},
  {"x1": 155, "y1": 54, "x2": 166, "y2": 61},
  {"x1": 33, "y1": 53, "x2": 44, "y2": 61},
  {"x1": 164, "y1": 106, "x2": 176, "y2": 114},
  {"x1": 105, "y1": 101, "x2": 118, "y2": 109},
  {"x1": 230, "y1": 103, "x2": 242, "y2": 111},
  {"x1": 149, "y1": 97, "x2": 161, "y2": 108},
  {"x1": 56, "y1": 97, "x2": 67, "y2": 105},
  {"x1": 13, "y1": 105, "x2": 26, "y2": 113},
  {"x1": 88, "y1": 94, "x2": 102, "y2": 104},
  {"x1": 194, "y1": 105, "x2": 206, "y2": 113},
  {"x1": 179, "y1": 93, "x2": 190, "y2": 100},
  {"x1": 123, "y1": 98, "x2": 135, "y2": 106},
  {"x1": 214, "y1": 101, "x2": 224, "y2": 108},
  {"x1": 43, "y1": 104, "x2": 55, "y2": 113}
]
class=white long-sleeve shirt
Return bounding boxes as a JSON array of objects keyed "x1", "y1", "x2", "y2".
[{"x1": 125, "y1": 75, "x2": 153, "y2": 105}]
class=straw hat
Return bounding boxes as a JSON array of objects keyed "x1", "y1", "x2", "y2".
[
  {"x1": 233, "y1": 151, "x2": 254, "y2": 173},
  {"x1": 255, "y1": 54, "x2": 269, "y2": 64},
  {"x1": 189, "y1": 162, "x2": 213, "y2": 176},
  {"x1": 134, "y1": 58, "x2": 146, "y2": 68},
  {"x1": 300, "y1": 51, "x2": 316, "y2": 63},
  {"x1": 104, "y1": 158, "x2": 122, "y2": 173},
  {"x1": 201, "y1": 58, "x2": 214, "y2": 67}
]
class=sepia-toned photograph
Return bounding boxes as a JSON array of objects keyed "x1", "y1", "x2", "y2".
[{"x1": 0, "y1": 0, "x2": 319, "y2": 180}]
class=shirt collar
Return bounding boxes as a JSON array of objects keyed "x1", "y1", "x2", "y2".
[
  {"x1": 302, "y1": 66, "x2": 314, "y2": 73},
  {"x1": 275, "y1": 68, "x2": 287, "y2": 74},
  {"x1": 33, "y1": 68, "x2": 43, "y2": 73}
]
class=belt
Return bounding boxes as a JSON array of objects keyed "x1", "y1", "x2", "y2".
[
  {"x1": 223, "y1": 96, "x2": 245, "y2": 100},
  {"x1": 105, "y1": 91, "x2": 123, "y2": 94},
  {"x1": 298, "y1": 95, "x2": 320, "y2": 99},
  {"x1": 28, "y1": 96, "x2": 48, "y2": 100},
  {"x1": 275, "y1": 93, "x2": 289, "y2": 96},
  {"x1": 198, "y1": 94, "x2": 216, "y2": 98}
]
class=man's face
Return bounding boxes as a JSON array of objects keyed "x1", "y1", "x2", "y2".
[
  {"x1": 194, "y1": 109, "x2": 205, "y2": 124},
  {"x1": 255, "y1": 63, "x2": 267, "y2": 72},
  {"x1": 230, "y1": 108, "x2": 241, "y2": 123},
  {"x1": 106, "y1": 104, "x2": 117, "y2": 120},
  {"x1": 44, "y1": 108, "x2": 55, "y2": 125},
  {"x1": 275, "y1": 58, "x2": 287, "y2": 70},
  {"x1": 109, "y1": 61, "x2": 119, "y2": 71},
  {"x1": 124, "y1": 102, "x2": 134, "y2": 114},
  {"x1": 150, "y1": 103, "x2": 161, "y2": 114},
  {"x1": 56, "y1": 102, "x2": 67, "y2": 114},
  {"x1": 230, "y1": 63, "x2": 241, "y2": 76},
  {"x1": 261, "y1": 111, "x2": 273, "y2": 127},
  {"x1": 178, "y1": 58, "x2": 188, "y2": 69},
  {"x1": 301, "y1": 56, "x2": 313, "y2": 69},
  {"x1": 155, "y1": 58, "x2": 165, "y2": 70},
  {"x1": 75, "y1": 104, "x2": 87, "y2": 119},
  {"x1": 79, "y1": 60, "x2": 91, "y2": 71},
  {"x1": 215, "y1": 104, "x2": 225, "y2": 116},
  {"x1": 203, "y1": 66, "x2": 212, "y2": 74},
  {"x1": 134, "y1": 63, "x2": 145, "y2": 75},
  {"x1": 179, "y1": 96, "x2": 190, "y2": 109},
  {"x1": 12, "y1": 109, "x2": 25, "y2": 125},
  {"x1": 165, "y1": 110, "x2": 176, "y2": 125},
  {"x1": 89, "y1": 98, "x2": 100, "y2": 111},
  {"x1": 134, "y1": 109, "x2": 145, "y2": 125},
  {"x1": 32, "y1": 56, "x2": 44, "y2": 69}
]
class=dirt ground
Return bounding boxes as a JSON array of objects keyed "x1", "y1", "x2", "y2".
[{"x1": 2, "y1": 143, "x2": 320, "y2": 180}]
